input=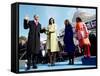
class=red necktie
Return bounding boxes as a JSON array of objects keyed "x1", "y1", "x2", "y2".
[{"x1": 35, "y1": 21, "x2": 38, "y2": 26}]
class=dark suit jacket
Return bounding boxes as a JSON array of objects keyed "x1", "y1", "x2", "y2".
[{"x1": 24, "y1": 19, "x2": 44, "y2": 54}]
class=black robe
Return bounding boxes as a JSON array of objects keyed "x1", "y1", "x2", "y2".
[{"x1": 24, "y1": 19, "x2": 44, "y2": 54}]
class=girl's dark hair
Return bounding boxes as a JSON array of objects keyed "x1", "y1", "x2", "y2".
[
  {"x1": 49, "y1": 18, "x2": 55, "y2": 25},
  {"x1": 76, "y1": 17, "x2": 82, "y2": 22}
]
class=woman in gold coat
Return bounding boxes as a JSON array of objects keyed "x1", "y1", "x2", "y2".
[{"x1": 46, "y1": 17, "x2": 59, "y2": 66}]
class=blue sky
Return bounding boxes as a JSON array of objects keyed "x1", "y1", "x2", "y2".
[{"x1": 19, "y1": 4, "x2": 96, "y2": 39}]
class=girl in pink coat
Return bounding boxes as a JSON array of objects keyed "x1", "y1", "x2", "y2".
[{"x1": 75, "y1": 17, "x2": 91, "y2": 58}]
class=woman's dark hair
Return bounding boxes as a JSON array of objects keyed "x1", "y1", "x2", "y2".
[
  {"x1": 76, "y1": 17, "x2": 82, "y2": 22},
  {"x1": 49, "y1": 18, "x2": 55, "y2": 25},
  {"x1": 64, "y1": 19, "x2": 70, "y2": 25}
]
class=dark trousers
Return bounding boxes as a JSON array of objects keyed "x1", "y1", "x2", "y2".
[{"x1": 27, "y1": 51, "x2": 38, "y2": 67}]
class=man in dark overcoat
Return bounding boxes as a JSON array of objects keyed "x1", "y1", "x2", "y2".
[{"x1": 24, "y1": 15, "x2": 45, "y2": 70}]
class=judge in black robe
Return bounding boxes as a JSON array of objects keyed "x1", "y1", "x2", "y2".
[{"x1": 24, "y1": 15, "x2": 45, "y2": 70}]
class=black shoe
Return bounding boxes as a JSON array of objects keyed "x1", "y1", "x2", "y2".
[
  {"x1": 50, "y1": 63, "x2": 55, "y2": 66},
  {"x1": 48, "y1": 63, "x2": 51, "y2": 67},
  {"x1": 32, "y1": 65, "x2": 37, "y2": 69},
  {"x1": 68, "y1": 62, "x2": 72, "y2": 65},
  {"x1": 26, "y1": 66, "x2": 30, "y2": 70},
  {"x1": 68, "y1": 62, "x2": 74, "y2": 65},
  {"x1": 68, "y1": 60, "x2": 72, "y2": 65}
]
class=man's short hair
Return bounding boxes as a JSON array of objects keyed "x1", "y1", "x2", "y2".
[{"x1": 34, "y1": 14, "x2": 39, "y2": 18}]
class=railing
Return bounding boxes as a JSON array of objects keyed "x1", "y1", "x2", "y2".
[{"x1": 19, "y1": 48, "x2": 27, "y2": 60}]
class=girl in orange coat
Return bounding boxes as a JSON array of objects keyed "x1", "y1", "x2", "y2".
[{"x1": 75, "y1": 17, "x2": 91, "y2": 58}]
